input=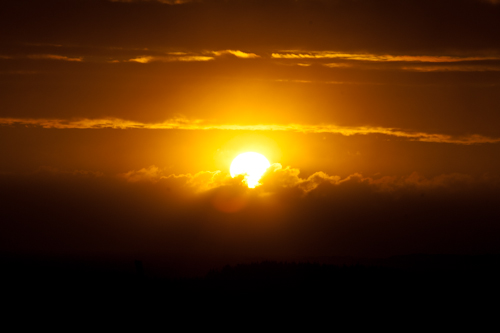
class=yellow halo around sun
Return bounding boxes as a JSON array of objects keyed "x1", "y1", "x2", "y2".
[{"x1": 230, "y1": 152, "x2": 271, "y2": 188}]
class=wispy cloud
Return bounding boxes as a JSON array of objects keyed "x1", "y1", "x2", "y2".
[
  {"x1": 210, "y1": 50, "x2": 260, "y2": 59},
  {"x1": 272, "y1": 51, "x2": 500, "y2": 63},
  {"x1": 26, "y1": 54, "x2": 83, "y2": 62},
  {"x1": 323, "y1": 63, "x2": 353, "y2": 68},
  {"x1": 273, "y1": 78, "x2": 383, "y2": 85},
  {"x1": 2, "y1": 117, "x2": 499, "y2": 145},
  {"x1": 3, "y1": 49, "x2": 257, "y2": 64},
  {"x1": 0, "y1": 54, "x2": 83, "y2": 62},
  {"x1": 401, "y1": 64, "x2": 500, "y2": 72},
  {"x1": 122, "y1": 50, "x2": 258, "y2": 63},
  {"x1": 323, "y1": 61, "x2": 500, "y2": 72},
  {"x1": 127, "y1": 55, "x2": 214, "y2": 63}
]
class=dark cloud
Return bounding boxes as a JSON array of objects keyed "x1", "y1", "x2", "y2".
[{"x1": 2, "y1": 166, "x2": 499, "y2": 275}]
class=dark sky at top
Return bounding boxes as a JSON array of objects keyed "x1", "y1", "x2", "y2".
[{"x1": 2, "y1": 0, "x2": 500, "y2": 52}]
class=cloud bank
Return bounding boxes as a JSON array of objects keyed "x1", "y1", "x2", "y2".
[
  {"x1": 1, "y1": 164, "x2": 499, "y2": 275},
  {"x1": 118, "y1": 163, "x2": 491, "y2": 197}
]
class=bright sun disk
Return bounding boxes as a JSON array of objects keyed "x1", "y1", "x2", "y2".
[{"x1": 230, "y1": 152, "x2": 271, "y2": 188}]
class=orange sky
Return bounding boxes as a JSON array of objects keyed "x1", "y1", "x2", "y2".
[{"x1": 1, "y1": 0, "x2": 500, "y2": 275}]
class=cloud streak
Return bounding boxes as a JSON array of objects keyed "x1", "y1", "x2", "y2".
[
  {"x1": 127, "y1": 55, "x2": 214, "y2": 63},
  {"x1": 121, "y1": 50, "x2": 259, "y2": 63},
  {"x1": 400, "y1": 64, "x2": 500, "y2": 72},
  {"x1": 2, "y1": 117, "x2": 499, "y2": 145},
  {"x1": 272, "y1": 51, "x2": 500, "y2": 63},
  {"x1": 1, "y1": 49, "x2": 259, "y2": 64},
  {"x1": 26, "y1": 54, "x2": 83, "y2": 62},
  {"x1": 0, "y1": 54, "x2": 83, "y2": 62},
  {"x1": 210, "y1": 50, "x2": 260, "y2": 59}
]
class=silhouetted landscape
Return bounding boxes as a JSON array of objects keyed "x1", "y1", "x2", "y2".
[{"x1": 3, "y1": 254, "x2": 500, "y2": 311}]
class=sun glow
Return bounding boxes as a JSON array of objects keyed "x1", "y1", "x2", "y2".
[{"x1": 230, "y1": 152, "x2": 271, "y2": 188}]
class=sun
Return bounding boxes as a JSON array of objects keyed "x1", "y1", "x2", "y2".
[{"x1": 230, "y1": 152, "x2": 271, "y2": 188}]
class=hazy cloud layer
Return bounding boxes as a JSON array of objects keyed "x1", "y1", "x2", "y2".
[{"x1": 2, "y1": 117, "x2": 499, "y2": 145}]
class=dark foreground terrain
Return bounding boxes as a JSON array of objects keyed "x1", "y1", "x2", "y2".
[{"x1": 3, "y1": 254, "x2": 499, "y2": 309}]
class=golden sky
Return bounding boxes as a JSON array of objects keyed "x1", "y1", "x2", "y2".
[{"x1": 1, "y1": 0, "x2": 500, "y2": 275}]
